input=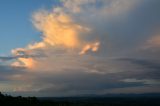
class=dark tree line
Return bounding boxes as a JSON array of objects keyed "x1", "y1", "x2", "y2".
[
  {"x1": 0, "y1": 92, "x2": 160, "y2": 106},
  {"x1": 0, "y1": 92, "x2": 39, "y2": 106},
  {"x1": 0, "y1": 92, "x2": 70, "y2": 106}
]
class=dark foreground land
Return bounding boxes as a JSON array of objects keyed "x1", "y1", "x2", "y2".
[{"x1": 0, "y1": 92, "x2": 160, "y2": 106}]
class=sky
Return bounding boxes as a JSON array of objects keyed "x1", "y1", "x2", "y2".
[{"x1": 0, "y1": 0, "x2": 160, "y2": 97}]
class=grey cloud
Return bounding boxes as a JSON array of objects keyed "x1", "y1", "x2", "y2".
[
  {"x1": 0, "y1": 56, "x2": 17, "y2": 61},
  {"x1": 0, "y1": 65, "x2": 26, "y2": 81},
  {"x1": 1, "y1": 0, "x2": 160, "y2": 96},
  {"x1": 122, "y1": 78, "x2": 160, "y2": 85},
  {"x1": 116, "y1": 58, "x2": 160, "y2": 71},
  {"x1": 0, "y1": 52, "x2": 45, "y2": 62}
]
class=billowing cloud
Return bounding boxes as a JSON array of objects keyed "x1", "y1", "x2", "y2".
[
  {"x1": 10, "y1": 1, "x2": 104, "y2": 69},
  {"x1": 1, "y1": 0, "x2": 160, "y2": 96},
  {"x1": 9, "y1": 0, "x2": 141, "y2": 70},
  {"x1": 33, "y1": 10, "x2": 81, "y2": 48}
]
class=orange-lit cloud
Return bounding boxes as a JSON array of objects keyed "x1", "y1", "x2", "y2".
[
  {"x1": 79, "y1": 42, "x2": 100, "y2": 55},
  {"x1": 10, "y1": 0, "x2": 103, "y2": 69},
  {"x1": 1, "y1": 0, "x2": 155, "y2": 96},
  {"x1": 28, "y1": 42, "x2": 46, "y2": 49},
  {"x1": 148, "y1": 35, "x2": 160, "y2": 47},
  {"x1": 32, "y1": 11, "x2": 82, "y2": 48},
  {"x1": 18, "y1": 58, "x2": 36, "y2": 69},
  {"x1": 143, "y1": 34, "x2": 160, "y2": 50},
  {"x1": 11, "y1": 58, "x2": 36, "y2": 69}
]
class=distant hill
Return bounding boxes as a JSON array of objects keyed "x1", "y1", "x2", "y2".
[{"x1": 75, "y1": 93, "x2": 160, "y2": 97}]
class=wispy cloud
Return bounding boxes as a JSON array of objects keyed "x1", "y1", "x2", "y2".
[{"x1": 122, "y1": 78, "x2": 160, "y2": 85}]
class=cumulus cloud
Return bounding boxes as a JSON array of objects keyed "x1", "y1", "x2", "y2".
[
  {"x1": 1, "y1": 0, "x2": 160, "y2": 96},
  {"x1": 9, "y1": 0, "x2": 140, "y2": 70},
  {"x1": 2, "y1": 0, "x2": 141, "y2": 70}
]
